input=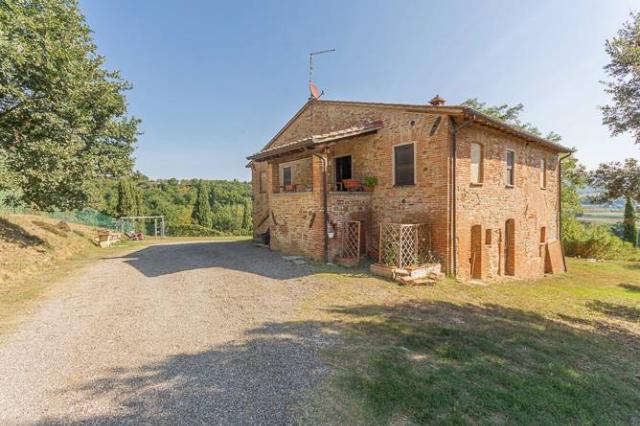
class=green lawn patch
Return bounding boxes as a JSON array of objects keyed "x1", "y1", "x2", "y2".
[{"x1": 300, "y1": 258, "x2": 640, "y2": 424}]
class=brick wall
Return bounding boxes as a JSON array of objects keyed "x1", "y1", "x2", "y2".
[
  {"x1": 251, "y1": 100, "x2": 563, "y2": 280},
  {"x1": 455, "y1": 124, "x2": 560, "y2": 280},
  {"x1": 260, "y1": 102, "x2": 452, "y2": 267}
]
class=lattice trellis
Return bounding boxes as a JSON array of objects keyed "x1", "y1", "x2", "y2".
[
  {"x1": 341, "y1": 221, "x2": 361, "y2": 259},
  {"x1": 379, "y1": 223, "x2": 432, "y2": 268}
]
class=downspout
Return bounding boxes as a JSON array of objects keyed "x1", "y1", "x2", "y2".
[
  {"x1": 448, "y1": 116, "x2": 473, "y2": 278},
  {"x1": 313, "y1": 152, "x2": 329, "y2": 263},
  {"x1": 558, "y1": 152, "x2": 572, "y2": 271}
]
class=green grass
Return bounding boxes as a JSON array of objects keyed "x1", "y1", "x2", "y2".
[{"x1": 299, "y1": 259, "x2": 640, "y2": 424}]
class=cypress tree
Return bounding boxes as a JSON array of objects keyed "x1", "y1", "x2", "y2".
[
  {"x1": 241, "y1": 200, "x2": 251, "y2": 230},
  {"x1": 133, "y1": 184, "x2": 144, "y2": 216},
  {"x1": 623, "y1": 196, "x2": 637, "y2": 246},
  {"x1": 116, "y1": 179, "x2": 137, "y2": 217},
  {"x1": 192, "y1": 181, "x2": 213, "y2": 228}
]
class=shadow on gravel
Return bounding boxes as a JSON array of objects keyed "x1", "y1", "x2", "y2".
[
  {"x1": 35, "y1": 301, "x2": 640, "y2": 425},
  {"x1": 36, "y1": 322, "x2": 332, "y2": 425},
  {"x1": 117, "y1": 240, "x2": 315, "y2": 280}
]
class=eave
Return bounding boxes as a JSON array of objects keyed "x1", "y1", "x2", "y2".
[{"x1": 247, "y1": 120, "x2": 384, "y2": 162}]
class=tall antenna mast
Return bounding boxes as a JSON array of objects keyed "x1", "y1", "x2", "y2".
[{"x1": 308, "y1": 49, "x2": 335, "y2": 98}]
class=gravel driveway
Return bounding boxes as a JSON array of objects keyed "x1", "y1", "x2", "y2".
[{"x1": 0, "y1": 240, "x2": 329, "y2": 425}]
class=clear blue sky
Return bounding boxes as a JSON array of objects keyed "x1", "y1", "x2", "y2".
[{"x1": 80, "y1": 0, "x2": 638, "y2": 181}]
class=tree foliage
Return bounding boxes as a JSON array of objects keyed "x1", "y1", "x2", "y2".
[
  {"x1": 623, "y1": 196, "x2": 638, "y2": 246},
  {"x1": 0, "y1": 0, "x2": 139, "y2": 210},
  {"x1": 241, "y1": 199, "x2": 251, "y2": 230},
  {"x1": 462, "y1": 98, "x2": 562, "y2": 142},
  {"x1": 191, "y1": 181, "x2": 213, "y2": 228},
  {"x1": 116, "y1": 179, "x2": 139, "y2": 218},
  {"x1": 93, "y1": 178, "x2": 251, "y2": 235},
  {"x1": 602, "y1": 11, "x2": 640, "y2": 144},
  {"x1": 590, "y1": 159, "x2": 640, "y2": 246},
  {"x1": 590, "y1": 158, "x2": 640, "y2": 201}
]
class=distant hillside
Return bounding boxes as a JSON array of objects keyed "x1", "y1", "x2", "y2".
[{"x1": 90, "y1": 178, "x2": 252, "y2": 236}]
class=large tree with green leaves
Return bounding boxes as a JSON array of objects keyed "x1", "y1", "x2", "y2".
[
  {"x1": 0, "y1": 0, "x2": 139, "y2": 210},
  {"x1": 192, "y1": 181, "x2": 213, "y2": 228},
  {"x1": 601, "y1": 11, "x2": 640, "y2": 145},
  {"x1": 590, "y1": 158, "x2": 640, "y2": 245}
]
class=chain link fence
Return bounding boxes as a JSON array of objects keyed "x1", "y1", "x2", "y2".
[{"x1": 0, "y1": 205, "x2": 118, "y2": 230}]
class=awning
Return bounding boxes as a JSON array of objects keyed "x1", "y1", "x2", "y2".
[{"x1": 247, "y1": 120, "x2": 383, "y2": 162}]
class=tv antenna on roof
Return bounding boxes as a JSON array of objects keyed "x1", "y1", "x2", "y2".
[{"x1": 309, "y1": 48, "x2": 335, "y2": 99}]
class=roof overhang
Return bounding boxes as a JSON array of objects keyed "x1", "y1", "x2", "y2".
[
  {"x1": 246, "y1": 120, "x2": 384, "y2": 162},
  {"x1": 455, "y1": 107, "x2": 571, "y2": 153},
  {"x1": 248, "y1": 99, "x2": 571, "y2": 163}
]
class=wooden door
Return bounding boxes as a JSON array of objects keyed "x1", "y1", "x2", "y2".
[
  {"x1": 505, "y1": 219, "x2": 515, "y2": 276},
  {"x1": 470, "y1": 225, "x2": 482, "y2": 279}
]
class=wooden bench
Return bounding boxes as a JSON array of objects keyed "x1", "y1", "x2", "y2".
[{"x1": 96, "y1": 230, "x2": 120, "y2": 248}]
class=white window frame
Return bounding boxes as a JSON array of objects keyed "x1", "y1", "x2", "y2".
[
  {"x1": 505, "y1": 149, "x2": 515, "y2": 187},
  {"x1": 392, "y1": 142, "x2": 417, "y2": 186},
  {"x1": 540, "y1": 158, "x2": 547, "y2": 189},
  {"x1": 470, "y1": 142, "x2": 484, "y2": 184}
]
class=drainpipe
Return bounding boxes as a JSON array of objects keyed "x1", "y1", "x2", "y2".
[
  {"x1": 558, "y1": 152, "x2": 572, "y2": 271},
  {"x1": 448, "y1": 116, "x2": 473, "y2": 278},
  {"x1": 313, "y1": 152, "x2": 329, "y2": 263}
]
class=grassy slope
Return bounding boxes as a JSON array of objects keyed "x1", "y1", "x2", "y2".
[
  {"x1": 0, "y1": 213, "x2": 126, "y2": 335},
  {"x1": 298, "y1": 259, "x2": 640, "y2": 424}
]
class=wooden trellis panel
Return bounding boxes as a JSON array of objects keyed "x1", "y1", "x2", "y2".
[
  {"x1": 379, "y1": 223, "x2": 432, "y2": 268},
  {"x1": 341, "y1": 221, "x2": 361, "y2": 259}
]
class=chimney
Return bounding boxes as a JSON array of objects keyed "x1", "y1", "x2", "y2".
[{"x1": 429, "y1": 95, "x2": 446, "y2": 106}]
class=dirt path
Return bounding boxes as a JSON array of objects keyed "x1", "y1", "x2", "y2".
[{"x1": 0, "y1": 240, "x2": 328, "y2": 425}]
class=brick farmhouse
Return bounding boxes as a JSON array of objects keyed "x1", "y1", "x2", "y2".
[{"x1": 247, "y1": 97, "x2": 570, "y2": 281}]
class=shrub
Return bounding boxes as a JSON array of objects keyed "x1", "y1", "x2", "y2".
[
  {"x1": 562, "y1": 217, "x2": 640, "y2": 261},
  {"x1": 168, "y1": 224, "x2": 223, "y2": 237},
  {"x1": 364, "y1": 176, "x2": 379, "y2": 188}
]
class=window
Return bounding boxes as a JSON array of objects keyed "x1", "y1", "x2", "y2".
[
  {"x1": 505, "y1": 150, "x2": 515, "y2": 186},
  {"x1": 540, "y1": 158, "x2": 547, "y2": 189},
  {"x1": 335, "y1": 155, "x2": 352, "y2": 191},
  {"x1": 393, "y1": 143, "x2": 415, "y2": 186},
  {"x1": 540, "y1": 226, "x2": 546, "y2": 243},
  {"x1": 259, "y1": 171, "x2": 267, "y2": 193},
  {"x1": 470, "y1": 142, "x2": 483, "y2": 184},
  {"x1": 485, "y1": 229, "x2": 492, "y2": 245},
  {"x1": 282, "y1": 166, "x2": 292, "y2": 187}
]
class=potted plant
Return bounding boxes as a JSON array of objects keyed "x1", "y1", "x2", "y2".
[{"x1": 363, "y1": 176, "x2": 378, "y2": 192}]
